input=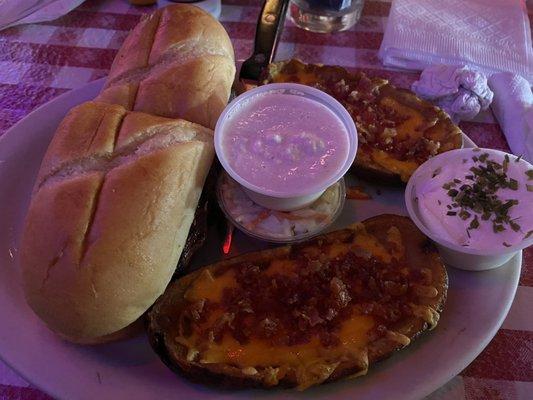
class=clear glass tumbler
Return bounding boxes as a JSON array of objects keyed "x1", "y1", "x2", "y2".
[{"x1": 289, "y1": 0, "x2": 364, "y2": 33}]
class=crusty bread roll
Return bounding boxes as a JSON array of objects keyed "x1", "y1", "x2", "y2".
[
  {"x1": 96, "y1": 4, "x2": 235, "y2": 129},
  {"x1": 21, "y1": 101, "x2": 214, "y2": 343}
]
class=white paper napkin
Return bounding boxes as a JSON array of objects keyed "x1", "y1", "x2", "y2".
[
  {"x1": 378, "y1": 0, "x2": 533, "y2": 83},
  {"x1": 0, "y1": 0, "x2": 86, "y2": 31},
  {"x1": 489, "y1": 72, "x2": 533, "y2": 162},
  {"x1": 411, "y1": 65, "x2": 493, "y2": 122}
]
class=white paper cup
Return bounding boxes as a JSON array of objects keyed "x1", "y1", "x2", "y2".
[
  {"x1": 214, "y1": 83, "x2": 358, "y2": 211},
  {"x1": 405, "y1": 148, "x2": 533, "y2": 271}
]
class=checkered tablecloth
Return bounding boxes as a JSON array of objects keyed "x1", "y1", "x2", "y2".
[{"x1": 0, "y1": 0, "x2": 531, "y2": 399}]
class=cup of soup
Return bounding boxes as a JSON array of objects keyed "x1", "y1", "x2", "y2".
[{"x1": 215, "y1": 83, "x2": 357, "y2": 211}]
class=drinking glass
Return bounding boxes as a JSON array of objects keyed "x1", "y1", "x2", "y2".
[{"x1": 289, "y1": 0, "x2": 364, "y2": 33}]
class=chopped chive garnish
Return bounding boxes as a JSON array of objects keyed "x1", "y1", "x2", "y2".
[
  {"x1": 442, "y1": 152, "x2": 522, "y2": 234},
  {"x1": 448, "y1": 189, "x2": 459, "y2": 197},
  {"x1": 510, "y1": 220, "x2": 521, "y2": 232},
  {"x1": 508, "y1": 179, "x2": 519, "y2": 190},
  {"x1": 432, "y1": 167, "x2": 442, "y2": 178},
  {"x1": 469, "y1": 216, "x2": 480, "y2": 229},
  {"x1": 503, "y1": 154, "x2": 510, "y2": 172},
  {"x1": 493, "y1": 224, "x2": 505, "y2": 233},
  {"x1": 459, "y1": 210, "x2": 471, "y2": 220},
  {"x1": 503, "y1": 242, "x2": 512, "y2": 247}
]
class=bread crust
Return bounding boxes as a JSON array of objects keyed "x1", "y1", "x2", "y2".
[
  {"x1": 147, "y1": 214, "x2": 448, "y2": 390},
  {"x1": 96, "y1": 4, "x2": 235, "y2": 129},
  {"x1": 21, "y1": 101, "x2": 215, "y2": 343}
]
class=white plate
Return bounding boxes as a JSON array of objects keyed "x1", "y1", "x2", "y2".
[{"x1": 0, "y1": 80, "x2": 521, "y2": 400}]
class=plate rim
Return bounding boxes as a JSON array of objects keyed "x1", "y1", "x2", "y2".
[{"x1": 0, "y1": 79, "x2": 521, "y2": 400}]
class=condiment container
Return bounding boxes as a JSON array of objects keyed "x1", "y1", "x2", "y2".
[
  {"x1": 214, "y1": 83, "x2": 358, "y2": 211},
  {"x1": 217, "y1": 172, "x2": 346, "y2": 243},
  {"x1": 405, "y1": 148, "x2": 533, "y2": 271}
]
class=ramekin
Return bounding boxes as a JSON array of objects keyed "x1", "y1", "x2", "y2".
[
  {"x1": 214, "y1": 83, "x2": 357, "y2": 211},
  {"x1": 405, "y1": 148, "x2": 533, "y2": 271}
]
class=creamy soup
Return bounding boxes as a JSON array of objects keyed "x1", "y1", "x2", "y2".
[{"x1": 220, "y1": 92, "x2": 350, "y2": 196}]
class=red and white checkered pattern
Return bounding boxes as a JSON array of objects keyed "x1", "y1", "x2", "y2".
[{"x1": 0, "y1": 1, "x2": 531, "y2": 399}]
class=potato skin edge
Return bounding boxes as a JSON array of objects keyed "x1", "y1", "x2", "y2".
[{"x1": 146, "y1": 215, "x2": 448, "y2": 390}]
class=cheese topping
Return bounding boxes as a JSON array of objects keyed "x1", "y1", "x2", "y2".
[
  {"x1": 379, "y1": 97, "x2": 428, "y2": 141},
  {"x1": 371, "y1": 149, "x2": 419, "y2": 182},
  {"x1": 174, "y1": 223, "x2": 440, "y2": 389}
]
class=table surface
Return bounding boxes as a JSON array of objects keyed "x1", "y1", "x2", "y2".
[{"x1": 0, "y1": 0, "x2": 531, "y2": 399}]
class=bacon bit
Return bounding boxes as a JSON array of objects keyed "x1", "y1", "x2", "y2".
[{"x1": 346, "y1": 186, "x2": 372, "y2": 200}]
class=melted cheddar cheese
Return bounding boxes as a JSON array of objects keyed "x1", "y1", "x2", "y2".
[
  {"x1": 176, "y1": 225, "x2": 414, "y2": 390},
  {"x1": 184, "y1": 269, "x2": 236, "y2": 302},
  {"x1": 379, "y1": 97, "x2": 431, "y2": 141},
  {"x1": 188, "y1": 315, "x2": 374, "y2": 367},
  {"x1": 371, "y1": 149, "x2": 419, "y2": 182}
]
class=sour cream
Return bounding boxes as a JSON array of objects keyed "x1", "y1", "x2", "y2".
[
  {"x1": 218, "y1": 90, "x2": 352, "y2": 197},
  {"x1": 414, "y1": 149, "x2": 533, "y2": 251}
]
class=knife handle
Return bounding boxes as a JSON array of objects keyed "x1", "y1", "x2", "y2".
[{"x1": 252, "y1": 0, "x2": 290, "y2": 66}]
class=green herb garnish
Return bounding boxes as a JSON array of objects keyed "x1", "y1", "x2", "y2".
[
  {"x1": 432, "y1": 167, "x2": 442, "y2": 178},
  {"x1": 448, "y1": 189, "x2": 459, "y2": 197},
  {"x1": 469, "y1": 216, "x2": 480, "y2": 229},
  {"x1": 493, "y1": 224, "x2": 505, "y2": 233},
  {"x1": 479, "y1": 153, "x2": 490, "y2": 163},
  {"x1": 442, "y1": 153, "x2": 521, "y2": 235},
  {"x1": 459, "y1": 210, "x2": 471, "y2": 220},
  {"x1": 502, "y1": 154, "x2": 510, "y2": 172},
  {"x1": 510, "y1": 220, "x2": 521, "y2": 232}
]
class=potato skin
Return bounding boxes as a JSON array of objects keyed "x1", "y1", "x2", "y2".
[
  {"x1": 147, "y1": 215, "x2": 448, "y2": 390},
  {"x1": 262, "y1": 60, "x2": 463, "y2": 186}
]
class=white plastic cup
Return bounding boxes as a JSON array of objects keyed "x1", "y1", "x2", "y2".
[
  {"x1": 405, "y1": 148, "x2": 533, "y2": 271},
  {"x1": 214, "y1": 83, "x2": 358, "y2": 211}
]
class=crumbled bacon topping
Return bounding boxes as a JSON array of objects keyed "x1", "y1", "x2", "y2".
[
  {"x1": 266, "y1": 60, "x2": 453, "y2": 164},
  {"x1": 187, "y1": 232, "x2": 436, "y2": 348}
]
